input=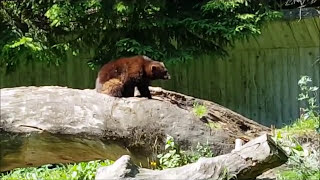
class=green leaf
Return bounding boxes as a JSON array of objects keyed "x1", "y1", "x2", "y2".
[
  {"x1": 237, "y1": 13, "x2": 255, "y2": 20},
  {"x1": 114, "y1": 2, "x2": 128, "y2": 13}
]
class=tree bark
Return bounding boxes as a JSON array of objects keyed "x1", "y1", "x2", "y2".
[
  {"x1": 149, "y1": 87, "x2": 270, "y2": 138},
  {"x1": 1, "y1": 86, "x2": 270, "y2": 172},
  {"x1": 95, "y1": 134, "x2": 288, "y2": 180}
]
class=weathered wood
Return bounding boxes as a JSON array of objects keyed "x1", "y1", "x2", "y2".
[
  {"x1": 0, "y1": 86, "x2": 269, "y2": 172},
  {"x1": 95, "y1": 134, "x2": 288, "y2": 180},
  {"x1": 149, "y1": 87, "x2": 270, "y2": 138},
  {"x1": 234, "y1": 138, "x2": 244, "y2": 150}
]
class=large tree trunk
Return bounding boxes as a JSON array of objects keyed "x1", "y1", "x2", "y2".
[
  {"x1": 0, "y1": 86, "x2": 270, "y2": 172},
  {"x1": 95, "y1": 134, "x2": 288, "y2": 180}
]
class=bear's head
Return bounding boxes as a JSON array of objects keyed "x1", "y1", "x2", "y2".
[
  {"x1": 143, "y1": 58, "x2": 170, "y2": 80},
  {"x1": 149, "y1": 62, "x2": 171, "y2": 80}
]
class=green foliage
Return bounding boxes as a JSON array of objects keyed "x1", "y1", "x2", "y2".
[
  {"x1": 192, "y1": 102, "x2": 222, "y2": 129},
  {"x1": 279, "y1": 117, "x2": 319, "y2": 135},
  {"x1": 207, "y1": 121, "x2": 222, "y2": 129},
  {"x1": 273, "y1": 130, "x2": 320, "y2": 180},
  {"x1": 277, "y1": 170, "x2": 320, "y2": 180},
  {"x1": 157, "y1": 135, "x2": 189, "y2": 169},
  {"x1": 0, "y1": 159, "x2": 114, "y2": 180},
  {"x1": 219, "y1": 168, "x2": 237, "y2": 180},
  {"x1": 157, "y1": 135, "x2": 214, "y2": 170},
  {"x1": 193, "y1": 102, "x2": 208, "y2": 118},
  {"x1": 297, "y1": 75, "x2": 320, "y2": 133},
  {"x1": 298, "y1": 76, "x2": 319, "y2": 119},
  {"x1": 0, "y1": 0, "x2": 282, "y2": 72},
  {"x1": 5, "y1": 37, "x2": 42, "y2": 51},
  {"x1": 272, "y1": 76, "x2": 320, "y2": 180},
  {"x1": 188, "y1": 141, "x2": 215, "y2": 163}
]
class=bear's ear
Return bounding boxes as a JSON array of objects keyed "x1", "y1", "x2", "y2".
[{"x1": 143, "y1": 55, "x2": 151, "y2": 60}]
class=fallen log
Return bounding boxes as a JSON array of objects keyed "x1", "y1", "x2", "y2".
[
  {"x1": 149, "y1": 87, "x2": 270, "y2": 138},
  {"x1": 0, "y1": 86, "x2": 270, "y2": 172},
  {"x1": 95, "y1": 134, "x2": 288, "y2": 180}
]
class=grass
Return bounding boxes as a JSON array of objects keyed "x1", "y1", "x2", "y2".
[
  {"x1": 277, "y1": 170, "x2": 320, "y2": 180},
  {"x1": 0, "y1": 160, "x2": 114, "y2": 180},
  {"x1": 276, "y1": 116, "x2": 319, "y2": 136}
]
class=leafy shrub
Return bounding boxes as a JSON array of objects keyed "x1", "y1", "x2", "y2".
[
  {"x1": 188, "y1": 141, "x2": 215, "y2": 163},
  {"x1": 156, "y1": 135, "x2": 237, "y2": 179},
  {"x1": 156, "y1": 135, "x2": 189, "y2": 169},
  {"x1": 274, "y1": 131, "x2": 320, "y2": 180},
  {"x1": 157, "y1": 135, "x2": 214, "y2": 170},
  {"x1": 298, "y1": 76, "x2": 319, "y2": 120}
]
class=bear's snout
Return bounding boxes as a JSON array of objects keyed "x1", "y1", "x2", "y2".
[{"x1": 163, "y1": 73, "x2": 171, "y2": 80}]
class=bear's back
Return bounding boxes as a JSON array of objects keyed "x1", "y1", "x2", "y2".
[{"x1": 98, "y1": 56, "x2": 148, "y2": 84}]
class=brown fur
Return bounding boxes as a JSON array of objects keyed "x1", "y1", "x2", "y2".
[
  {"x1": 95, "y1": 55, "x2": 170, "y2": 98},
  {"x1": 100, "y1": 78, "x2": 124, "y2": 97}
]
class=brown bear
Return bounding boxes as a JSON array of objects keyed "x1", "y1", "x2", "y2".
[{"x1": 95, "y1": 55, "x2": 171, "y2": 99}]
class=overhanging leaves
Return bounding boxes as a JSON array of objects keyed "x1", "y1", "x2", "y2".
[{"x1": 0, "y1": 0, "x2": 282, "y2": 72}]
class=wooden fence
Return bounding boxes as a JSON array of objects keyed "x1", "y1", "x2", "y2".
[{"x1": 1, "y1": 16, "x2": 319, "y2": 127}]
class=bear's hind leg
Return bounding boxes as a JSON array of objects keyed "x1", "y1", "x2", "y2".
[
  {"x1": 122, "y1": 84, "x2": 135, "y2": 97},
  {"x1": 100, "y1": 79, "x2": 123, "y2": 97}
]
